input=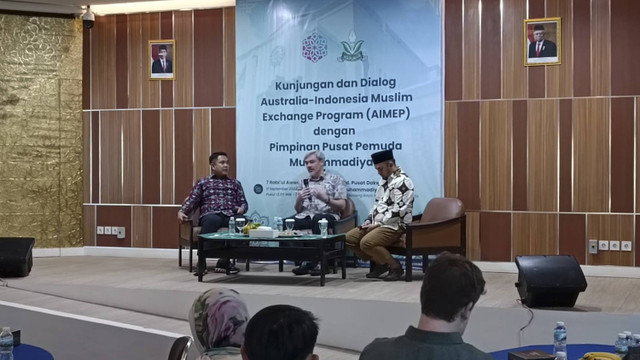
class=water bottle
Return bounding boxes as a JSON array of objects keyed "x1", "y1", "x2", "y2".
[
  {"x1": 553, "y1": 321, "x2": 567, "y2": 356},
  {"x1": 0, "y1": 327, "x2": 13, "y2": 360},
  {"x1": 275, "y1": 217, "x2": 283, "y2": 232},
  {"x1": 318, "y1": 218, "x2": 328, "y2": 238},
  {"x1": 554, "y1": 351, "x2": 567, "y2": 360},
  {"x1": 625, "y1": 331, "x2": 634, "y2": 343},
  {"x1": 228, "y1": 217, "x2": 236, "y2": 234},
  {"x1": 616, "y1": 333, "x2": 629, "y2": 357}
]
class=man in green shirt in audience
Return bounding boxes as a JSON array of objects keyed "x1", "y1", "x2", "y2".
[{"x1": 359, "y1": 252, "x2": 493, "y2": 360}]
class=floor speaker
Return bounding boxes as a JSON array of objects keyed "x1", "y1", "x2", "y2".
[
  {"x1": 515, "y1": 255, "x2": 587, "y2": 308},
  {"x1": 0, "y1": 237, "x2": 35, "y2": 277}
]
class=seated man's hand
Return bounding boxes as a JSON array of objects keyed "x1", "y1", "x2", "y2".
[
  {"x1": 311, "y1": 187, "x2": 330, "y2": 203},
  {"x1": 236, "y1": 205, "x2": 245, "y2": 214},
  {"x1": 177, "y1": 210, "x2": 189, "y2": 222},
  {"x1": 298, "y1": 187, "x2": 311, "y2": 201},
  {"x1": 361, "y1": 222, "x2": 379, "y2": 233}
]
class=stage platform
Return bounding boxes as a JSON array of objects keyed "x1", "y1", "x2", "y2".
[{"x1": 1, "y1": 256, "x2": 640, "y2": 359}]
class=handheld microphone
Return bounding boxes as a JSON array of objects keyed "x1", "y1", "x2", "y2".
[{"x1": 303, "y1": 179, "x2": 311, "y2": 199}]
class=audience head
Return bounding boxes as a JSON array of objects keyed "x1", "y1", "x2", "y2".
[
  {"x1": 242, "y1": 304, "x2": 319, "y2": 360},
  {"x1": 420, "y1": 252, "x2": 486, "y2": 325},
  {"x1": 189, "y1": 288, "x2": 249, "y2": 355}
]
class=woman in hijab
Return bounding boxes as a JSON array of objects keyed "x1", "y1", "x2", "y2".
[{"x1": 189, "y1": 288, "x2": 250, "y2": 360}]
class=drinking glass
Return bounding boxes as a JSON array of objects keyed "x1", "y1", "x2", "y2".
[
  {"x1": 285, "y1": 219, "x2": 295, "y2": 233},
  {"x1": 236, "y1": 218, "x2": 246, "y2": 234}
]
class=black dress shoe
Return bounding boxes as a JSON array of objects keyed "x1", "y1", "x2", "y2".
[
  {"x1": 366, "y1": 264, "x2": 390, "y2": 279},
  {"x1": 381, "y1": 267, "x2": 404, "y2": 281},
  {"x1": 214, "y1": 264, "x2": 240, "y2": 274},
  {"x1": 193, "y1": 269, "x2": 208, "y2": 276},
  {"x1": 309, "y1": 265, "x2": 329, "y2": 276},
  {"x1": 292, "y1": 262, "x2": 316, "y2": 275}
]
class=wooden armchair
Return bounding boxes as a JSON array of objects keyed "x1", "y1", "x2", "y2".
[{"x1": 388, "y1": 197, "x2": 466, "y2": 282}]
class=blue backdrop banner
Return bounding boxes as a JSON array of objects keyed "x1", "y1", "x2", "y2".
[{"x1": 236, "y1": 0, "x2": 443, "y2": 226}]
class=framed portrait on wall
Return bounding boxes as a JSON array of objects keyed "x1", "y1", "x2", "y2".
[
  {"x1": 149, "y1": 40, "x2": 175, "y2": 80},
  {"x1": 524, "y1": 17, "x2": 561, "y2": 66}
]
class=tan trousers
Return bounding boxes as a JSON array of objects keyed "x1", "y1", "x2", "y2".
[{"x1": 345, "y1": 226, "x2": 404, "y2": 267}]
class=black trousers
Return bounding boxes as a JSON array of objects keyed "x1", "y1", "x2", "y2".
[
  {"x1": 199, "y1": 213, "x2": 246, "y2": 267},
  {"x1": 283, "y1": 214, "x2": 337, "y2": 267}
]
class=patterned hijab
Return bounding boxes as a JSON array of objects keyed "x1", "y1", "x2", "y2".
[{"x1": 189, "y1": 288, "x2": 250, "y2": 356}]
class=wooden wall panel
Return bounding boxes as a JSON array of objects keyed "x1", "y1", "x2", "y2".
[
  {"x1": 480, "y1": 212, "x2": 511, "y2": 261},
  {"x1": 96, "y1": 206, "x2": 132, "y2": 247},
  {"x1": 611, "y1": 0, "x2": 640, "y2": 96},
  {"x1": 100, "y1": 112, "x2": 123, "y2": 203},
  {"x1": 152, "y1": 206, "x2": 180, "y2": 248},
  {"x1": 465, "y1": 211, "x2": 480, "y2": 261},
  {"x1": 457, "y1": 102, "x2": 480, "y2": 210},
  {"x1": 610, "y1": 98, "x2": 634, "y2": 213},
  {"x1": 573, "y1": 1, "x2": 591, "y2": 97},
  {"x1": 223, "y1": 8, "x2": 236, "y2": 107},
  {"x1": 128, "y1": 14, "x2": 143, "y2": 109},
  {"x1": 528, "y1": 100, "x2": 558, "y2": 211},
  {"x1": 573, "y1": 98, "x2": 609, "y2": 212},
  {"x1": 587, "y1": 215, "x2": 634, "y2": 266},
  {"x1": 83, "y1": 113, "x2": 91, "y2": 202},
  {"x1": 160, "y1": 12, "x2": 173, "y2": 108},
  {"x1": 559, "y1": 214, "x2": 586, "y2": 264},
  {"x1": 141, "y1": 13, "x2": 160, "y2": 108},
  {"x1": 590, "y1": 0, "x2": 610, "y2": 97},
  {"x1": 211, "y1": 108, "x2": 237, "y2": 178},
  {"x1": 501, "y1": 0, "x2": 526, "y2": 99},
  {"x1": 480, "y1": 0, "x2": 500, "y2": 99},
  {"x1": 174, "y1": 11, "x2": 194, "y2": 108},
  {"x1": 194, "y1": 9, "x2": 223, "y2": 107},
  {"x1": 444, "y1": 102, "x2": 457, "y2": 197},
  {"x1": 123, "y1": 111, "x2": 142, "y2": 204},
  {"x1": 637, "y1": 99, "x2": 640, "y2": 213},
  {"x1": 527, "y1": 0, "x2": 545, "y2": 99},
  {"x1": 559, "y1": 99, "x2": 572, "y2": 212},
  {"x1": 512, "y1": 100, "x2": 527, "y2": 211},
  {"x1": 91, "y1": 16, "x2": 116, "y2": 109},
  {"x1": 512, "y1": 213, "x2": 558, "y2": 258},
  {"x1": 461, "y1": 0, "x2": 479, "y2": 100},
  {"x1": 174, "y1": 109, "x2": 194, "y2": 203},
  {"x1": 83, "y1": 27, "x2": 91, "y2": 109},
  {"x1": 115, "y1": 15, "x2": 129, "y2": 109},
  {"x1": 445, "y1": 0, "x2": 462, "y2": 100},
  {"x1": 91, "y1": 112, "x2": 100, "y2": 203},
  {"x1": 132, "y1": 206, "x2": 151, "y2": 248},
  {"x1": 142, "y1": 110, "x2": 160, "y2": 204},
  {"x1": 83, "y1": 205, "x2": 95, "y2": 246},
  {"x1": 636, "y1": 216, "x2": 640, "y2": 267},
  {"x1": 161, "y1": 110, "x2": 174, "y2": 204},
  {"x1": 546, "y1": 0, "x2": 573, "y2": 98},
  {"x1": 194, "y1": 109, "x2": 211, "y2": 180},
  {"x1": 481, "y1": 101, "x2": 512, "y2": 210}
]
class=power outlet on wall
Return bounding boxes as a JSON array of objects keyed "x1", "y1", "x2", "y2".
[
  {"x1": 104, "y1": 226, "x2": 112, "y2": 235},
  {"x1": 622, "y1": 241, "x2": 632, "y2": 252},
  {"x1": 598, "y1": 240, "x2": 609, "y2": 251},
  {"x1": 610, "y1": 241, "x2": 620, "y2": 251}
]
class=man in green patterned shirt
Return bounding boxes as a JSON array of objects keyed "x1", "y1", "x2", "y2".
[{"x1": 359, "y1": 252, "x2": 492, "y2": 360}]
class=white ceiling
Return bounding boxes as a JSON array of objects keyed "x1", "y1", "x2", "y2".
[{"x1": 0, "y1": 0, "x2": 233, "y2": 15}]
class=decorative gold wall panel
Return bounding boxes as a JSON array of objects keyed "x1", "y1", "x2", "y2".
[
  {"x1": 465, "y1": 211, "x2": 480, "y2": 261},
  {"x1": 546, "y1": 0, "x2": 573, "y2": 98},
  {"x1": 174, "y1": 11, "x2": 194, "y2": 107},
  {"x1": 512, "y1": 213, "x2": 558, "y2": 259},
  {"x1": 0, "y1": 15, "x2": 83, "y2": 248},
  {"x1": 161, "y1": 109, "x2": 174, "y2": 204}
]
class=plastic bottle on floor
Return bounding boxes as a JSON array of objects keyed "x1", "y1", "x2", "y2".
[
  {"x1": 553, "y1": 321, "x2": 567, "y2": 356},
  {"x1": 0, "y1": 327, "x2": 13, "y2": 360}
]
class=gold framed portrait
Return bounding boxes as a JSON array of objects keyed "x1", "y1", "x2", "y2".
[
  {"x1": 524, "y1": 17, "x2": 561, "y2": 66},
  {"x1": 149, "y1": 39, "x2": 175, "y2": 80}
]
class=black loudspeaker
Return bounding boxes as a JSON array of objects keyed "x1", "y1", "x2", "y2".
[
  {"x1": 0, "y1": 237, "x2": 35, "y2": 277},
  {"x1": 515, "y1": 255, "x2": 587, "y2": 308}
]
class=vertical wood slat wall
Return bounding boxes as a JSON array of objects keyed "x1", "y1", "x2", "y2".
[
  {"x1": 83, "y1": 8, "x2": 236, "y2": 249},
  {"x1": 445, "y1": 0, "x2": 640, "y2": 266}
]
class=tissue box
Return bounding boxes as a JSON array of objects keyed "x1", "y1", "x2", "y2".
[{"x1": 249, "y1": 229, "x2": 279, "y2": 238}]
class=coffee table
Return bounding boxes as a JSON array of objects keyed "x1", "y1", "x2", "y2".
[{"x1": 197, "y1": 232, "x2": 346, "y2": 286}]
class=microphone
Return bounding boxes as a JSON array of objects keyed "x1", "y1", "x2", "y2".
[{"x1": 303, "y1": 179, "x2": 311, "y2": 200}]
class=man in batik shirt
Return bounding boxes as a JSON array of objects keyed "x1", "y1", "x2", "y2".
[
  {"x1": 178, "y1": 152, "x2": 248, "y2": 275},
  {"x1": 288, "y1": 150, "x2": 347, "y2": 276},
  {"x1": 345, "y1": 149, "x2": 414, "y2": 281}
]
